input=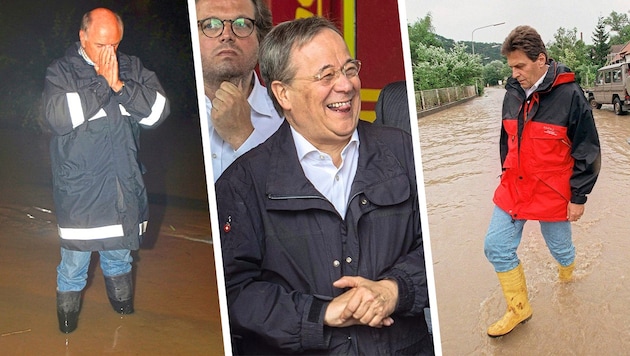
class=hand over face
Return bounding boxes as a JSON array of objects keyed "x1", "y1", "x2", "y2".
[{"x1": 94, "y1": 45, "x2": 122, "y2": 91}]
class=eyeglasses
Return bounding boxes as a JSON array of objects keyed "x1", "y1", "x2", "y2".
[
  {"x1": 197, "y1": 17, "x2": 256, "y2": 38},
  {"x1": 293, "y1": 60, "x2": 362, "y2": 85}
]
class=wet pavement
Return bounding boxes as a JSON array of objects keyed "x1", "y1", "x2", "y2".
[
  {"x1": 0, "y1": 119, "x2": 225, "y2": 355},
  {"x1": 418, "y1": 87, "x2": 630, "y2": 354}
]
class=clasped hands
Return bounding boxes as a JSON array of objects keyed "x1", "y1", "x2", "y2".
[
  {"x1": 324, "y1": 276, "x2": 398, "y2": 328},
  {"x1": 94, "y1": 45, "x2": 124, "y2": 93}
]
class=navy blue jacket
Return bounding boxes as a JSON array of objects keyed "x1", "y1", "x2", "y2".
[
  {"x1": 43, "y1": 42, "x2": 169, "y2": 251},
  {"x1": 216, "y1": 120, "x2": 431, "y2": 355}
]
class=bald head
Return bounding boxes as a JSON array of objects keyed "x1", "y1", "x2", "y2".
[
  {"x1": 79, "y1": 8, "x2": 124, "y2": 63},
  {"x1": 81, "y1": 8, "x2": 124, "y2": 36}
]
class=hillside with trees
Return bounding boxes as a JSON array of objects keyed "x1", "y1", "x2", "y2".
[{"x1": 409, "y1": 10, "x2": 630, "y2": 92}]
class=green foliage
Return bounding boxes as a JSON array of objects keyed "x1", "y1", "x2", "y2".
[
  {"x1": 591, "y1": 17, "x2": 611, "y2": 68},
  {"x1": 408, "y1": 13, "x2": 442, "y2": 63},
  {"x1": 603, "y1": 11, "x2": 630, "y2": 33},
  {"x1": 606, "y1": 11, "x2": 630, "y2": 45},
  {"x1": 412, "y1": 42, "x2": 483, "y2": 91},
  {"x1": 409, "y1": 14, "x2": 483, "y2": 91},
  {"x1": 546, "y1": 26, "x2": 594, "y2": 86},
  {"x1": 410, "y1": 8, "x2": 630, "y2": 93},
  {"x1": 482, "y1": 60, "x2": 509, "y2": 86}
]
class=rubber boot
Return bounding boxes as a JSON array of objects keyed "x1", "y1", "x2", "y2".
[
  {"x1": 57, "y1": 290, "x2": 81, "y2": 333},
  {"x1": 104, "y1": 272, "x2": 134, "y2": 314},
  {"x1": 559, "y1": 262, "x2": 575, "y2": 282},
  {"x1": 487, "y1": 263, "x2": 533, "y2": 337}
]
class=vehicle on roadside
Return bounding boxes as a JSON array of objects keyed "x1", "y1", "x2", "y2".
[{"x1": 584, "y1": 61, "x2": 630, "y2": 115}]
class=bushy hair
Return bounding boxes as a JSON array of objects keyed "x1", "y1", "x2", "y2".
[{"x1": 501, "y1": 25, "x2": 547, "y2": 62}]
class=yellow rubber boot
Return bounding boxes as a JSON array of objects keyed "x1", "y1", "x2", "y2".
[
  {"x1": 487, "y1": 264, "x2": 533, "y2": 337},
  {"x1": 558, "y1": 262, "x2": 575, "y2": 282}
]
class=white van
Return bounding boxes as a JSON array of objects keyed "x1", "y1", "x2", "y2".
[{"x1": 585, "y1": 62, "x2": 630, "y2": 115}]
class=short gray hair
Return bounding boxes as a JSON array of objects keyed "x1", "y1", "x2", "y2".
[{"x1": 259, "y1": 16, "x2": 342, "y2": 116}]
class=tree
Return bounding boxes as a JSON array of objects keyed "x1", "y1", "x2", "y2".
[
  {"x1": 408, "y1": 13, "x2": 441, "y2": 63},
  {"x1": 483, "y1": 60, "x2": 508, "y2": 86},
  {"x1": 544, "y1": 26, "x2": 591, "y2": 86},
  {"x1": 548, "y1": 27, "x2": 579, "y2": 61},
  {"x1": 412, "y1": 41, "x2": 482, "y2": 91},
  {"x1": 603, "y1": 11, "x2": 630, "y2": 33},
  {"x1": 591, "y1": 17, "x2": 611, "y2": 67},
  {"x1": 604, "y1": 10, "x2": 630, "y2": 45}
]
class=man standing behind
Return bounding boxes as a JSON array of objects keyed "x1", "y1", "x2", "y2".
[
  {"x1": 196, "y1": 0, "x2": 283, "y2": 181},
  {"x1": 374, "y1": 80, "x2": 412, "y2": 134},
  {"x1": 484, "y1": 25, "x2": 600, "y2": 337},
  {"x1": 43, "y1": 8, "x2": 169, "y2": 333},
  {"x1": 216, "y1": 17, "x2": 432, "y2": 354}
]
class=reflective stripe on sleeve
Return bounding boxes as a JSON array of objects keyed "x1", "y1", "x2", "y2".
[
  {"x1": 139, "y1": 221, "x2": 148, "y2": 236},
  {"x1": 66, "y1": 92, "x2": 85, "y2": 128},
  {"x1": 138, "y1": 92, "x2": 167, "y2": 126}
]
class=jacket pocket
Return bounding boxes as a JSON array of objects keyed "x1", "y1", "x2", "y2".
[{"x1": 527, "y1": 123, "x2": 572, "y2": 171}]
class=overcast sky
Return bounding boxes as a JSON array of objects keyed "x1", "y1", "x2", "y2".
[{"x1": 403, "y1": 0, "x2": 629, "y2": 45}]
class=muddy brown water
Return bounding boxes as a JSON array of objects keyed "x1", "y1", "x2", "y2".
[
  {"x1": 418, "y1": 87, "x2": 630, "y2": 355},
  {"x1": 0, "y1": 120, "x2": 225, "y2": 355}
]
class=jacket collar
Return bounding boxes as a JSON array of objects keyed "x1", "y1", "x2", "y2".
[
  {"x1": 507, "y1": 59, "x2": 575, "y2": 97},
  {"x1": 265, "y1": 121, "x2": 409, "y2": 205}
]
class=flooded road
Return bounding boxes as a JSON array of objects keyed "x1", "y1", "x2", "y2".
[
  {"x1": 418, "y1": 86, "x2": 630, "y2": 355},
  {"x1": 0, "y1": 119, "x2": 224, "y2": 355}
]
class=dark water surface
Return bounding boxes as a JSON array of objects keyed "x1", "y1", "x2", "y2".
[{"x1": 0, "y1": 119, "x2": 224, "y2": 355}]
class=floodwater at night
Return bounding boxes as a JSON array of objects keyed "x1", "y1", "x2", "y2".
[
  {"x1": 418, "y1": 87, "x2": 630, "y2": 355},
  {"x1": 0, "y1": 119, "x2": 225, "y2": 355}
]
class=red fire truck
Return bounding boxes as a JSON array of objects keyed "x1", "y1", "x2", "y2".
[{"x1": 267, "y1": 0, "x2": 406, "y2": 122}]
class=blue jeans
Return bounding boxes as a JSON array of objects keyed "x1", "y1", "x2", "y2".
[
  {"x1": 484, "y1": 206, "x2": 575, "y2": 272},
  {"x1": 57, "y1": 248, "x2": 133, "y2": 292}
]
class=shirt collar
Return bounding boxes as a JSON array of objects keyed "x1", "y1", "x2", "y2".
[
  {"x1": 249, "y1": 73, "x2": 274, "y2": 117},
  {"x1": 78, "y1": 46, "x2": 95, "y2": 66},
  {"x1": 291, "y1": 126, "x2": 359, "y2": 162}
]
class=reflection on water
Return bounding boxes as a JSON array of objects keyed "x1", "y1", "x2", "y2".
[
  {"x1": 419, "y1": 87, "x2": 630, "y2": 354},
  {"x1": 0, "y1": 127, "x2": 223, "y2": 355}
]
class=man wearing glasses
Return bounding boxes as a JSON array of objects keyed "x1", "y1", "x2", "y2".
[
  {"x1": 215, "y1": 17, "x2": 433, "y2": 355},
  {"x1": 196, "y1": 0, "x2": 283, "y2": 181}
]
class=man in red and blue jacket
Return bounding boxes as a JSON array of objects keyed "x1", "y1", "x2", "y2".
[{"x1": 483, "y1": 25, "x2": 600, "y2": 338}]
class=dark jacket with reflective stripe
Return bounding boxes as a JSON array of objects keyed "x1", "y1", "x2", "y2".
[
  {"x1": 494, "y1": 60, "x2": 600, "y2": 221},
  {"x1": 216, "y1": 120, "x2": 431, "y2": 355},
  {"x1": 43, "y1": 42, "x2": 169, "y2": 251}
]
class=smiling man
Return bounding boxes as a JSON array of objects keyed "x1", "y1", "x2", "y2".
[{"x1": 215, "y1": 17, "x2": 432, "y2": 355}]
